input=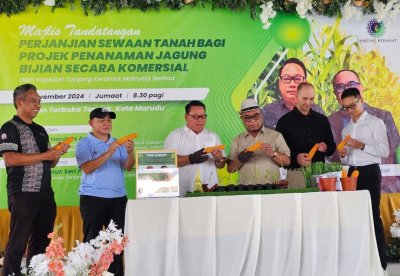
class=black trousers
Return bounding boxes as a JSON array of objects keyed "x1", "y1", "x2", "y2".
[
  {"x1": 349, "y1": 164, "x2": 387, "y2": 270},
  {"x1": 3, "y1": 191, "x2": 56, "y2": 276},
  {"x1": 80, "y1": 195, "x2": 128, "y2": 276}
]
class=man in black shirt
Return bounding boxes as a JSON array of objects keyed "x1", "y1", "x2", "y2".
[
  {"x1": 0, "y1": 84, "x2": 69, "y2": 276},
  {"x1": 276, "y1": 82, "x2": 336, "y2": 187}
]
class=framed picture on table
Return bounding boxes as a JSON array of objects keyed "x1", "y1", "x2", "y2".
[{"x1": 136, "y1": 150, "x2": 179, "y2": 198}]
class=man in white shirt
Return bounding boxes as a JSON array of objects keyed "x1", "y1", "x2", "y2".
[
  {"x1": 328, "y1": 69, "x2": 400, "y2": 192},
  {"x1": 337, "y1": 87, "x2": 389, "y2": 271},
  {"x1": 164, "y1": 100, "x2": 226, "y2": 196}
]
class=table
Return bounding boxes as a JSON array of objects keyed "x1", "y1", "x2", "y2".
[{"x1": 124, "y1": 191, "x2": 383, "y2": 275}]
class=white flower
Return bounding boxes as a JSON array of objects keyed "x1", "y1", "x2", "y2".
[
  {"x1": 43, "y1": 0, "x2": 55, "y2": 6},
  {"x1": 374, "y1": 0, "x2": 400, "y2": 22},
  {"x1": 29, "y1": 254, "x2": 50, "y2": 275},
  {"x1": 390, "y1": 209, "x2": 400, "y2": 238},
  {"x1": 342, "y1": 0, "x2": 362, "y2": 21},
  {"x1": 393, "y1": 209, "x2": 400, "y2": 222},
  {"x1": 374, "y1": 0, "x2": 391, "y2": 21},
  {"x1": 29, "y1": 220, "x2": 127, "y2": 275},
  {"x1": 64, "y1": 241, "x2": 95, "y2": 273},
  {"x1": 390, "y1": 223, "x2": 400, "y2": 238},
  {"x1": 294, "y1": 0, "x2": 313, "y2": 18},
  {"x1": 260, "y1": 2, "x2": 277, "y2": 30}
]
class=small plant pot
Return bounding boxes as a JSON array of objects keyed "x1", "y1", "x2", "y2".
[
  {"x1": 319, "y1": 177, "x2": 337, "y2": 191},
  {"x1": 279, "y1": 180, "x2": 289, "y2": 189},
  {"x1": 340, "y1": 177, "x2": 357, "y2": 191}
]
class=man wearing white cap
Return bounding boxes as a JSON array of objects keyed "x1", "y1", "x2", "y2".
[{"x1": 227, "y1": 99, "x2": 290, "y2": 184}]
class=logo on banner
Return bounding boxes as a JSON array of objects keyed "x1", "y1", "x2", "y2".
[{"x1": 367, "y1": 19, "x2": 385, "y2": 38}]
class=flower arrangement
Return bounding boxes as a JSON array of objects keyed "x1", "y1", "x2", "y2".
[
  {"x1": 28, "y1": 221, "x2": 128, "y2": 276},
  {"x1": 388, "y1": 209, "x2": 400, "y2": 261},
  {"x1": 1, "y1": 0, "x2": 399, "y2": 26}
]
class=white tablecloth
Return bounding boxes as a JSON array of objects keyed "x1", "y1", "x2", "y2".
[{"x1": 124, "y1": 191, "x2": 384, "y2": 276}]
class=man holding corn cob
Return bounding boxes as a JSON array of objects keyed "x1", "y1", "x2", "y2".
[
  {"x1": 276, "y1": 82, "x2": 336, "y2": 187},
  {"x1": 0, "y1": 84, "x2": 70, "y2": 276},
  {"x1": 164, "y1": 100, "x2": 226, "y2": 196},
  {"x1": 337, "y1": 87, "x2": 389, "y2": 271},
  {"x1": 227, "y1": 99, "x2": 290, "y2": 184},
  {"x1": 75, "y1": 107, "x2": 134, "y2": 276},
  {"x1": 328, "y1": 69, "x2": 400, "y2": 192}
]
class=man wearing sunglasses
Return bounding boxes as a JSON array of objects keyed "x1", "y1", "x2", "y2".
[
  {"x1": 328, "y1": 69, "x2": 400, "y2": 192},
  {"x1": 164, "y1": 100, "x2": 226, "y2": 196},
  {"x1": 227, "y1": 99, "x2": 290, "y2": 184},
  {"x1": 262, "y1": 58, "x2": 324, "y2": 129},
  {"x1": 337, "y1": 87, "x2": 389, "y2": 271}
]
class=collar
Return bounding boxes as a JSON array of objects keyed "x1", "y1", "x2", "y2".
[
  {"x1": 13, "y1": 115, "x2": 34, "y2": 126},
  {"x1": 244, "y1": 126, "x2": 267, "y2": 138},
  {"x1": 352, "y1": 110, "x2": 368, "y2": 124},
  {"x1": 277, "y1": 99, "x2": 292, "y2": 111},
  {"x1": 88, "y1": 132, "x2": 113, "y2": 144},
  {"x1": 293, "y1": 106, "x2": 314, "y2": 117},
  {"x1": 184, "y1": 125, "x2": 207, "y2": 135}
]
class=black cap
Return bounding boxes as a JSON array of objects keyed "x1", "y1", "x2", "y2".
[{"x1": 89, "y1": 108, "x2": 116, "y2": 120}]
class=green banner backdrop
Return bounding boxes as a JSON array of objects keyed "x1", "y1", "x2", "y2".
[
  {"x1": 1, "y1": 4, "x2": 399, "y2": 208},
  {"x1": 0, "y1": 4, "x2": 281, "y2": 207}
]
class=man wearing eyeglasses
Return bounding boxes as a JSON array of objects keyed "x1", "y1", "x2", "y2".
[
  {"x1": 262, "y1": 58, "x2": 324, "y2": 129},
  {"x1": 328, "y1": 69, "x2": 400, "y2": 192},
  {"x1": 0, "y1": 84, "x2": 69, "y2": 276},
  {"x1": 227, "y1": 99, "x2": 290, "y2": 184},
  {"x1": 164, "y1": 100, "x2": 226, "y2": 196},
  {"x1": 276, "y1": 82, "x2": 336, "y2": 187},
  {"x1": 337, "y1": 87, "x2": 389, "y2": 271}
]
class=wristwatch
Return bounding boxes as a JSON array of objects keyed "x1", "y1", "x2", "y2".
[{"x1": 215, "y1": 158, "x2": 224, "y2": 165}]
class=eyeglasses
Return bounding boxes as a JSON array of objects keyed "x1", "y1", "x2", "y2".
[
  {"x1": 188, "y1": 114, "x2": 207, "y2": 121},
  {"x1": 334, "y1": 81, "x2": 360, "y2": 93},
  {"x1": 341, "y1": 97, "x2": 361, "y2": 112},
  {"x1": 241, "y1": 112, "x2": 261, "y2": 122},
  {"x1": 280, "y1": 75, "x2": 305, "y2": 84}
]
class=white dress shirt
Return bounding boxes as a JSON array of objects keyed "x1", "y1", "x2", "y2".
[
  {"x1": 164, "y1": 125, "x2": 226, "y2": 196},
  {"x1": 341, "y1": 111, "x2": 389, "y2": 166}
]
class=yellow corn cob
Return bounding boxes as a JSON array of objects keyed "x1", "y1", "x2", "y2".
[
  {"x1": 53, "y1": 137, "x2": 74, "y2": 150},
  {"x1": 116, "y1": 133, "x2": 138, "y2": 145},
  {"x1": 204, "y1": 145, "x2": 225, "y2": 153},
  {"x1": 337, "y1": 135, "x2": 351, "y2": 151},
  {"x1": 307, "y1": 143, "x2": 319, "y2": 159},
  {"x1": 351, "y1": 170, "x2": 359, "y2": 178},
  {"x1": 246, "y1": 142, "x2": 262, "y2": 152}
]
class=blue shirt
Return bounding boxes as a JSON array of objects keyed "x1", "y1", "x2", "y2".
[{"x1": 75, "y1": 133, "x2": 128, "y2": 198}]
